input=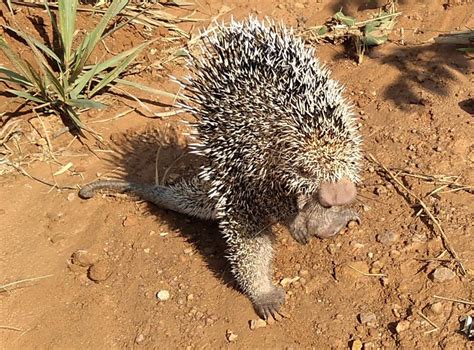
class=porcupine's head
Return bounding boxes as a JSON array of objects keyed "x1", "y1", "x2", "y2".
[{"x1": 178, "y1": 17, "x2": 362, "y2": 208}]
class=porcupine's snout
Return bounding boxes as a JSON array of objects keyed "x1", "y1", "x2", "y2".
[{"x1": 317, "y1": 177, "x2": 357, "y2": 208}]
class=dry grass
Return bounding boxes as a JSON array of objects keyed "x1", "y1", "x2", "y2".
[{"x1": 367, "y1": 153, "x2": 469, "y2": 277}]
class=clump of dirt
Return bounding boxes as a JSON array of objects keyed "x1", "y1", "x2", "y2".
[{"x1": 1, "y1": 1, "x2": 473, "y2": 349}]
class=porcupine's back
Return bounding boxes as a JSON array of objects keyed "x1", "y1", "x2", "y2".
[{"x1": 180, "y1": 17, "x2": 362, "y2": 212}]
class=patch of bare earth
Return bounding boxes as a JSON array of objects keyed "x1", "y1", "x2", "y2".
[{"x1": 1, "y1": 1, "x2": 473, "y2": 349}]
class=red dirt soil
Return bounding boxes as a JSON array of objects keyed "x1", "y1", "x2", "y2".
[{"x1": 1, "y1": 1, "x2": 473, "y2": 349}]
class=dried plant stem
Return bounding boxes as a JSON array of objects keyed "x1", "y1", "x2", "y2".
[
  {"x1": 6, "y1": 161, "x2": 77, "y2": 190},
  {"x1": 368, "y1": 153, "x2": 467, "y2": 276},
  {"x1": 0, "y1": 326, "x2": 23, "y2": 332},
  {"x1": 433, "y1": 295, "x2": 474, "y2": 306},
  {"x1": 0, "y1": 274, "x2": 53, "y2": 292},
  {"x1": 417, "y1": 311, "x2": 439, "y2": 334},
  {"x1": 347, "y1": 264, "x2": 386, "y2": 277}
]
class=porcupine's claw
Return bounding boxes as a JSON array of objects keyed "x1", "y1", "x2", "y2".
[
  {"x1": 310, "y1": 207, "x2": 360, "y2": 239},
  {"x1": 252, "y1": 286, "x2": 285, "y2": 320}
]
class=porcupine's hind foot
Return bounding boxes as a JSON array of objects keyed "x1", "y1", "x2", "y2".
[
  {"x1": 252, "y1": 286, "x2": 285, "y2": 320},
  {"x1": 290, "y1": 198, "x2": 360, "y2": 245}
]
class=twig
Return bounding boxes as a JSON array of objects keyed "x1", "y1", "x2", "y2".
[
  {"x1": 161, "y1": 153, "x2": 186, "y2": 185},
  {"x1": 0, "y1": 274, "x2": 53, "y2": 292},
  {"x1": 417, "y1": 311, "x2": 439, "y2": 334},
  {"x1": 367, "y1": 153, "x2": 467, "y2": 276},
  {"x1": 433, "y1": 295, "x2": 474, "y2": 306},
  {"x1": 0, "y1": 326, "x2": 23, "y2": 332},
  {"x1": 6, "y1": 162, "x2": 77, "y2": 190},
  {"x1": 155, "y1": 146, "x2": 162, "y2": 185},
  {"x1": 87, "y1": 108, "x2": 135, "y2": 124},
  {"x1": 347, "y1": 264, "x2": 386, "y2": 277}
]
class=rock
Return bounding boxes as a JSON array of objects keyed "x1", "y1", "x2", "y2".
[
  {"x1": 395, "y1": 320, "x2": 410, "y2": 333},
  {"x1": 363, "y1": 342, "x2": 375, "y2": 350},
  {"x1": 376, "y1": 231, "x2": 398, "y2": 245},
  {"x1": 122, "y1": 215, "x2": 138, "y2": 227},
  {"x1": 374, "y1": 186, "x2": 387, "y2": 195},
  {"x1": 156, "y1": 290, "x2": 170, "y2": 301},
  {"x1": 347, "y1": 220, "x2": 359, "y2": 229},
  {"x1": 358, "y1": 312, "x2": 377, "y2": 325},
  {"x1": 352, "y1": 339, "x2": 363, "y2": 350},
  {"x1": 280, "y1": 276, "x2": 300, "y2": 287},
  {"x1": 226, "y1": 329, "x2": 238, "y2": 342},
  {"x1": 88, "y1": 261, "x2": 110, "y2": 282},
  {"x1": 67, "y1": 193, "x2": 76, "y2": 202},
  {"x1": 430, "y1": 302, "x2": 444, "y2": 315},
  {"x1": 299, "y1": 269, "x2": 310, "y2": 277},
  {"x1": 135, "y1": 334, "x2": 145, "y2": 344},
  {"x1": 249, "y1": 319, "x2": 267, "y2": 330},
  {"x1": 72, "y1": 250, "x2": 98, "y2": 267},
  {"x1": 430, "y1": 266, "x2": 456, "y2": 282}
]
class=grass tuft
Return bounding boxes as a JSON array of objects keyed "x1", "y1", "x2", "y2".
[{"x1": 0, "y1": 0, "x2": 161, "y2": 136}]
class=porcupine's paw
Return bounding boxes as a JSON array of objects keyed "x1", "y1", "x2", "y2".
[
  {"x1": 252, "y1": 286, "x2": 286, "y2": 320},
  {"x1": 289, "y1": 221, "x2": 310, "y2": 245},
  {"x1": 311, "y1": 207, "x2": 360, "y2": 239}
]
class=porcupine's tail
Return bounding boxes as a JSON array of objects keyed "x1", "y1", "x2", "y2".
[{"x1": 79, "y1": 178, "x2": 217, "y2": 221}]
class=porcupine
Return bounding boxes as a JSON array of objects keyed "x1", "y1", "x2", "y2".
[{"x1": 79, "y1": 17, "x2": 362, "y2": 320}]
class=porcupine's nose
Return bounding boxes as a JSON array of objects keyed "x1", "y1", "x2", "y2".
[{"x1": 317, "y1": 177, "x2": 357, "y2": 208}]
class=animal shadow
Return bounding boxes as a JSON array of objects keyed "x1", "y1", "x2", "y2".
[{"x1": 98, "y1": 122, "x2": 235, "y2": 290}]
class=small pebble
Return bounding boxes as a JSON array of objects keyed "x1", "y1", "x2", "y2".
[
  {"x1": 352, "y1": 339, "x2": 363, "y2": 350},
  {"x1": 374, "y1": 186, "x2": 387, "y2": 195},
  {"x1": 71, "y1": 250, "x2": 98, "y2": 267},
  {"x1": 156, "y1": 290, "x2": 170, "y2": 301},
  {"x1": 363, "y1": 342, "x2": 375, "y2": 350},
  {"x1": 376, "y1": 231, "x2": 398, "y2": 245},
  {"x1": 358, "y1": 312, "x2": 377, "y2": 325},
  {"x1": 226, "y1": 329, "x2": 238, "y2": 342},
  {"x1": 430, "y1": 302, "x2": 443, "y2": 315},
  {"x1": 67, "y1": 193, "x2": 76, "y2": 202},
  {"x1": 347, "y1": 220, "x2": 358, "y2": 229},
  {"x1": 395, "y1": 320, "x2": 410, "y2": 333},
  {"x1": 88, "y1": 261, "x2": 110, "y2": 282},
  {"x1": 135, "y1": 334, "x2": 145, "y2": 344},
  {"x1": 122, "y1": 215, "x2": 138, "y2": 227},
  {"x1": 430, "y1": 266, "x2": 456, "y2": 282},
  {"x1": 249, "y1": 319, "x2": 267, "y2": 330},
  {"x1": 280, "y1": 276, "x2": 299, "y2": 287},
  {"x1": 159, "y1": 232, "x2": 169, "y2": 237},
  {"x1": 299, "y1": 269, "x2": 309, "y2": 277}
]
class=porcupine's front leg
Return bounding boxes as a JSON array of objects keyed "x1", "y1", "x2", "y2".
[{"x1": 222, "y1": 218, "x2": 285, "y2": 320}]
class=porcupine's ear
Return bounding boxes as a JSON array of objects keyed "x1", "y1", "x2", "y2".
[{"x1": 317, "y1": 178, "x2": 357, "y2": 207}]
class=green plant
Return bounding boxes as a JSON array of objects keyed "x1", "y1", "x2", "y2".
[{"x1": 0, "y1": 0, "x2": 160, "y2": 134}]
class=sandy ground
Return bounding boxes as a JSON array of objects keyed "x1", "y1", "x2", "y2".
[{"x1": 1, "y1": 0, "x2": 473, "y2": 349}]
